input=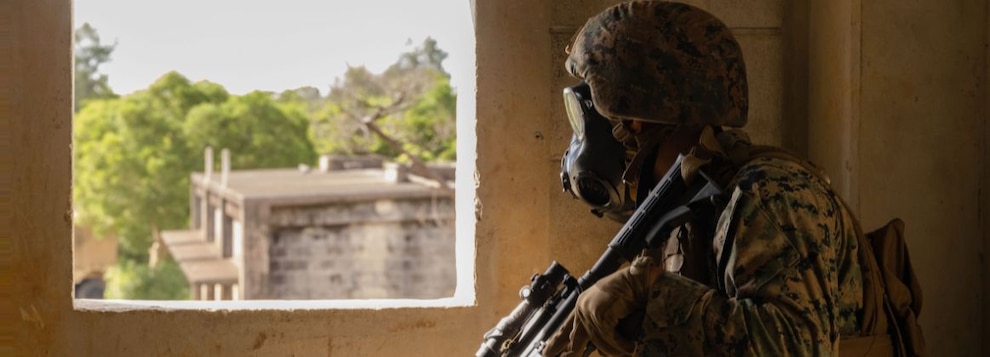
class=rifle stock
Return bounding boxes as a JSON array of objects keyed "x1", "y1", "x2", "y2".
[{"x1": 476, "y1": 154, "x2": 723, "y2": 357}]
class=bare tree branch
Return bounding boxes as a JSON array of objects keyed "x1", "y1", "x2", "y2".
[{"x1": 358, "y1": 108, "x2": 453, "y2": 193}]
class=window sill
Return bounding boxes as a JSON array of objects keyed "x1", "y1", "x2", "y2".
[{"x1": 74, "y1": 295, "x2": 475, "y2": 312}]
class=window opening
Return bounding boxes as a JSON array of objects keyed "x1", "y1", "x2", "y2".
[{"x1": 72, "y1": 0, "x2": 476, "y2": 308}]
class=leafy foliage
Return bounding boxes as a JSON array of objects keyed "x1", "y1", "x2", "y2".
[
  {"x1": 308, "y1": 37, "x2": 457, "y2": 163},
  {"x1": 104, "y1": 257, "x2": 189, "y2": 300},
  {"x1": 75, "y1": 72, "x2": 213, "y2": 261},
  {"x1": 185, "y1": 91, "x2": 316, "y2": 170}
]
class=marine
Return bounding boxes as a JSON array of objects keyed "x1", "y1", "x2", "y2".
[{"x1": 543, "y1": 1, "x2": 917, "y2": 356}]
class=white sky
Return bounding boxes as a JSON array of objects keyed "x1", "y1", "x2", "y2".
[{"x1": 73, "y1": 0, "x2": 476, "y2": 96}]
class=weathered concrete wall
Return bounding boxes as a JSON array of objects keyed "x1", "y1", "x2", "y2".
[
  {"x1": 985, "y1": 2, "x2": 990, "y2": 353},
  {"x1": 5, "y1": 0, "x2": 988, "y2": 356},
  {"x1": 809, "y1": 0, "x2": 989, "y2": 354},
  {"x1": 855, "y1": 1, "x2": 987, "y2": 355},
  {"x1": 265, "y1": 199, "x2": 455, "y2": 299},
  {"x1": 808, "y1": 0, "x2": 989, "y2": 355},
  {"x1": 4, "y1": 0, "x2": 75, "y2": 354}
]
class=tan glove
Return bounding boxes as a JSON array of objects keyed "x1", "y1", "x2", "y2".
[{"x1": 543, "y1": 255, "x2": 663, "y2": 357}]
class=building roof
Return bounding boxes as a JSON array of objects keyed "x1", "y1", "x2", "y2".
[
  {"x1": 161, "y1": 230, "x2": 238, "y2": 285},
  {"x1": 191, "y1": 167, "x2": 453, "y2": 204}
]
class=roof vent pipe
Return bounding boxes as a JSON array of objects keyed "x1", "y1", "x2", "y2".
[
  {"x1": 204, "y1": 146, "x2": 214, "y2": 183},
  {"x1": 318, "y1": 154, "x2": 332, "y2": 172},
  {"x1": 221, "y1": 148, "x2": 230, "y2": 187},
  {"x1": 384, "y1": 162, "x2": 409, "y2": 183}
]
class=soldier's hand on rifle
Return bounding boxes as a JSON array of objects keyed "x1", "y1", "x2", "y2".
[{"x1": 543, "y1": 254, "x2": 663, "y2": 357}]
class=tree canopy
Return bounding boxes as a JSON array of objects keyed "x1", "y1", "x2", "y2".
[
  {"x1": 309, "y1": 37, "x2": 457, "y2": 163},
  {"x1": 185, "y1": 91, "x2": 316, "y2": 170}
]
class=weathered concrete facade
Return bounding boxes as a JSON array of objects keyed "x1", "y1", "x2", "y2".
[
  {"x1": 4, "y1": 0, "x2": 989, "y2": 356},
  {"x1": 164, "y1": 155, "x2": 456, "y2": 300},
  {"x1": 265, "y1": 198, "x2": 455, "y2": 299}
]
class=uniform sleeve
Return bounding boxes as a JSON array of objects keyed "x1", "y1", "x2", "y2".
[{"x1": 638, "y1": 179, "x2": 841, "y2": 357}]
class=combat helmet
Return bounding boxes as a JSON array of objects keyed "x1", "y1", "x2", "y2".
[{"x1": 566, "y1": 1, "x2": 748, "y2": 127}]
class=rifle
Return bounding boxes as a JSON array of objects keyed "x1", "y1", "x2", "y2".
[{"x1": 476, "y1": 154, "x2": 723, "y2": 357}]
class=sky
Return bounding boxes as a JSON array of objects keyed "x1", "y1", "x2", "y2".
[{"x1": 73, "y1": 0, "x2": 475, "y2": 96}]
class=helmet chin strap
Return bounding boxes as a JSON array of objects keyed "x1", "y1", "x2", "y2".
[{"x1": 615, "y1": 123, "x2": 676, "y2": 191}]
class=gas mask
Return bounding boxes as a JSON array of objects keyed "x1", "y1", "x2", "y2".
[{"x1": 560, "y1": 82, "x2": 637, "y2": 221}]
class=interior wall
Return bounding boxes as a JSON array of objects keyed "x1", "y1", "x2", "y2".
[
  {"x1": 806, "y1": 0, "x2": 861, "y2": 204},
  {"x1": 809, "y1": 0, "x2": 988, "y2": 355},
  {"x1": 471, "y1": 0, "x2": 555, "y2": 317},
  {"x1": 3, "y1": 0, "x2": 75, "y2": 353},
  {"x1": 857, "y1": 1, "x2": 986, "y2": 355},
  {"x1": 985, "y1": 1, "x2": 990, "y2": 352}
]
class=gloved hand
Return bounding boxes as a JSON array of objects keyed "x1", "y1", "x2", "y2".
[{"x1": 543, "y1": 254, "x2": 663, "y2": 357}]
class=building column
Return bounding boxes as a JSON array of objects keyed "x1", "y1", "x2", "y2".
[{"x1": 199, "y1": 283, "x2": 215, "y2": 301}]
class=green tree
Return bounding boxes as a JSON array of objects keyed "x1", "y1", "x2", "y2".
[
  {"x1": 277, "y1": 86, "x2": 325, "y2": 114},
  {"x1": 309, "y1": 66, "x2": 392, "y2": 156},
  {"x1": 104, "y1": 257, "x2": 189, "y2": 300},
  {"x1": 75, "y1": 72, "x2": 214, "y2": 262},
  {"x1": 184, "y1": 90, "x2": 316, "y2": 170},
  {"x1": 74, "y1": 23, "x2": 117, "y2": 112},
  {"x1": 74, "y1": 71, "x2": 316, "y2": 299},
  {"x1": 310, "y1": 38, "x2": 457, "y2": 165},
  {"x1": 394, "y1": 37, "x2": 448, "y2": 74},
  {"x1": 388, "y1": 72, "x2": 457, "y2": 162}
]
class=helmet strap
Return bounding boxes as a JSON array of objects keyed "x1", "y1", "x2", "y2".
[{"x1": 619, "y1": 123, "x2": 676, "y2": 187}]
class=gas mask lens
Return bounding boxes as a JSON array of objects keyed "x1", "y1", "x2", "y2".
[{"x1": 563, "y1": 86, "x2": 586, "y2": 136}]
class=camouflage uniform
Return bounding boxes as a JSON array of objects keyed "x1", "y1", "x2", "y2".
[
  {"x1": 562, "y1": 2, "x2": 868, "y2": 355},
  {"x1": 639, "y1": 128, "x2": 864, "y2": 356}
]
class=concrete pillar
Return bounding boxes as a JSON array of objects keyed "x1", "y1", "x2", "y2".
[
  {"x1": 199, "y1": 283, "x2": 214, "y2": 301},
  {"x1": 220, "y1": 148, "x2": 229, "y2": 187},
  {"x1": 221, "y1": 211, "x2": 233, "y2": 258},
  {"x1": 204, "y1": 198, "x2": 215, "y2": 242}
]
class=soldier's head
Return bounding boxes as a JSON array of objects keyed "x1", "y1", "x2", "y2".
[{"x1": 560, "y1": 1, "x2": 747, "y2": 220}]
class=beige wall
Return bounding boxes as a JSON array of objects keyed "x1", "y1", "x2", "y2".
[
  {"x1": 856, "y1": 1, "x2": 987, "y2": 355},
  {"x1": 3, "y1": 0, "x2": 987, "y2": 356}
]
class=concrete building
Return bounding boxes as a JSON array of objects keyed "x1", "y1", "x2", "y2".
[
  {"x1": 7, "y1": 0, "x2": 990, "y2": 355},
  {"x1": 161, "y1": 153, "x2": 456, "y2": 300}
]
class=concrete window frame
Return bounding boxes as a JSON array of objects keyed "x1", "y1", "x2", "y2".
[
  {"x1": 67, "y1": 2, "x2": 479, "y2": 310},
  {"x1": 7, "y1": 0, "x2": 561, "y2": 353}
]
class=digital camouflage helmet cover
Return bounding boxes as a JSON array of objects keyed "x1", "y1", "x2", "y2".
[{"x1": 566, "y1": 1, "x2": 748, "y2": 128}]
